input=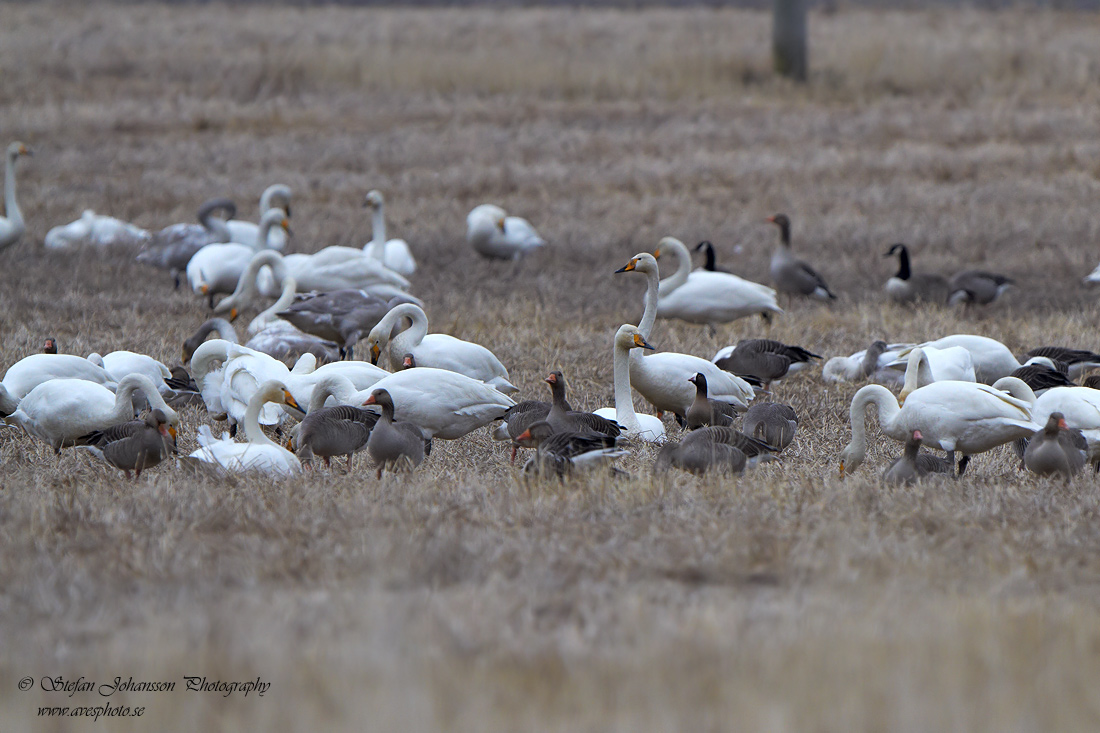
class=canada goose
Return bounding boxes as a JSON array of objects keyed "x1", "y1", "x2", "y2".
[
  {"x1": 1023, "y1": 412, "x2": 1087, "y2": 479},
  {"x1": 713, "y1": 339, "x2": 821, "y2": 388},
  {"x1": 364, "y1": 388, "x2": 430, "y2": 478},
  {"x1": 139, "y1": 198, "x2": 236, "y2": 289},
  {"x1": 515, "y1": 421, "x2": 625, "y2": 478},
  {"x1": 296, "y1": 404, "x2": 379, "y2": 470},
  {"x1": 881, "y1": 430, "x2": 952, "y2": 484},
  {"x1": 79, "y1": 409, "x2": 176, "y2": 479},
  {"x1": 363, "y1": 190, "x2": 416, "y2": 276},
  {"x1": 5, "y1": 375, "x2": 179, "y2": 453},
  {"x1": 694, "y1": 241, "x2": 731, "y2": 273},
  {"x1": 947, "y1": 270, "x2": 1013, "y2": 306},
  {"x1": 883, "y1": 243, "x2": 949, "y2": 304},
  {"x1": 44, "y1": 210, "x2": 150, "y2": 250},
  {"x1": 766, "y1": 214, "x2": 836, "y2": 300},
  {"x1": 543, "y1": 371, "x2": 621, "y2": 437},
  {"x1": 466, "y1": 204, "x2": 545, "y2": 260},
  {"x1": 0, "y1": 142, "x2": 32, "y2": 253},
  {"x1": 1023, "y1": 347, "x2": 1100, "y2": 381},
  {"x1": 839, "y1": 377, "x2": 1039, "y2": 477},
  {"x1": 685, "y1": 373, "x2": 739, "y2": 429},
  {"x1": 742, "y1": 402, "x2": 798, "y2": 451}
]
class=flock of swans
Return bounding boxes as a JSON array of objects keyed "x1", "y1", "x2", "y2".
[{"x1": 2, "y1": 138, "x2": 1100, "y2": 483}]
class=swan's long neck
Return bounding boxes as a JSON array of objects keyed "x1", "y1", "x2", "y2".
[
  {"x1": 199, "y1": 207, "x2": 231, "y2": 241},
  {"x1": 902, "y1": 349, "x2": 932, "y2": 395},
  {"x1": 388, "y1": 305, "x2": 428, "y2": 356},
  {"x1": 0, "y1": 385, "x2": 17, "y2": 417},
  {"x1": 660, "y1": 242, "x2": 691, "y2": 296},
  {"x1": 2, "y1": 151, "x2": 24, "y2": 244},
  {"x1": 211, "y1": 319, "x2": 238, "y2": 342},
  {"x1": 230, "y1": 250, "x2": 287, "y2": 307},
  {"x1": 848, "y1": 385, "x2": 902, "y2": 460},
  {"x1": 368, "y1": 205, "x2": 387, "y2": 258},
  {"x1": 114, "y1": 376, "x2": 173, "y2": 424},
  {"x1": 613, "y1": 343, "x2": 640, "y2": 431},
  {"x1": 638, "y1": 267, "x2": 660, "y2": 341},
  {"x1": 190, "y1": 340, "x2": 231, "y2": 386},
  {"x1": 250, "y1": 276, "x2": 298, "y2": 334},
  {"x1": 258, "y1": 215, "x2": 283, "y2": 250},
  {"x1": 307, "y1": 374, "x2": 358, "y2": 412},
  {"x1": 243, "y1": 390, "x2": 280, "y2": 448}
]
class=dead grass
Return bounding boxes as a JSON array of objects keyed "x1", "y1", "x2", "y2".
[{"x1": 3, "y1": 4, "x2": 1100, "y2": 732}]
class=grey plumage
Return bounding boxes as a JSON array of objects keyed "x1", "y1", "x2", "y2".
[
  {"x1": 715, "y1": 338, "x2": 821, "y2": 386},
  {"x1": 1025, "y1": 346, "x2": 1100, "y2": 380},
  {"x1": 137, "y1": 198, "x2": 236, "y2": 288},
  {"x1": 685, "y1": 373, "x2": 739, "y2": 429},
  {"x1": 883, "y1": 243, "x2": 950, "y2": 304},
  {"x1": 1023, "y1": 412, "x2": 1087, "y2": 479},
  {"x1": 1009, "y1": 364, "x2": 1073, "y2": 393},
  {"x1": 882, "y1": 430, "x2": 952, "y2": 484},
  {"x1": 742, "y1": 402, "x2": 798, "y2": 451},
  {"x1": 296, "y1": 405, "x2": 379, "y2": 469},
  {"x1": 767, "y1": 213, "x2": 837, "y2": 300},
  {"x1": 947, "y1": 270, "x2": 1013, "y2": 305},
  {"x1": 278, "y1": 290, "x2": 421, "y2": 360},
  {"x1": 517, "y1": 421, "x2": 624, "y2": 478},
  {"x1": 79, "y1": 409, "x2": 176, "y2": 479},
  {"x1": 543, "y1": 371, "x2": 621, "y2": 438},
  {"x1": 365, "y1": 389, "x2": 430, "y2": 478}
]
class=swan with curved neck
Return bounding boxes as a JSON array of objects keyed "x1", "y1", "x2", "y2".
[
  {"x1": 592, "y1": 325, "x2": 665, "y2": 442},
  {"x1": 897, "y1": 346, "x2": 976, "y2": 402},
  {"x1": 0, "y1": 142, "x2": 32, "y2": 252},
  {"x1": 365, "y1": 303, "x2": 518, "y2": 394},
  {"x1": 186, "y1": 209, "x2": 289, "y2": 304},
  {"x1": 189, "y1": 380, "x2": 301, "y2": 475},
  {"x1": 225, "y1": 185, "x2": 292, "y2": 250},
  {"x1": 5, "y1": 374, "x2": 178, "y2": 453},
  {"x1": 362, "y1": 190, "x2": 417, "y2": 275},
  {"x1": 215, "y1": 248, "x2": 292, "y2": 320},
  {"x1": 840, "y1": 376, "x2": 1038, "y2": 477}
]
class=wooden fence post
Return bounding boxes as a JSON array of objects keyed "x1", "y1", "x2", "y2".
[{"x1": 773, "y1": 0, "x2": 808, "y2": 82}]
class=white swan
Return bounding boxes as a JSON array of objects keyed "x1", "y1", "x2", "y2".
[
  {"x1": 466, "y1": 204, "x2": 545, "y2": 260},
  {"x1": 363, "y1": 190, "x2": 416, "y2": 276},
  {"x1": 894, "y1": 346, "x2": 977, "y2": 402},
  {"x1": 188, "y1": 381, "x2": 301, "y2": 476},
  {"x1": 901, "y1": 335, "x2": 1019, "y2": 384},
  {"x1": 313, "y1": 369, "x2": 513, "y2": 440},
  {"x1": 87, "y1": 351, "x2": 173, "y2": 395},
  {"x1": 642, "y1": 238, "x2": 782, "y2": 326},
  {"x1": 1, "y1": 354, "x2": 117, "y2": 416},
  {"x1": 839, "y1": 377, "x2": 1039, "y2": 476},
  {"x1": 822, "y1": 341, "x2": 914, "y2": 385},
  {"x1": 213, "y1": 249, "x2": 301, "y2": 336},
  {"x1": 617, "y1": 252, "x2": 755, "y2": 415},
  {"x1": 44, "y1": 210, "x2": 150, "y2": 250},
  {"x1": 592, "y1": 325, "x2": 666, "y2": 442},
  {"x1": 5, "y1": 375, "x2": 178, "y2": 453},
  {"x1": 224, "y1": 184, "x2": 291, "y2": 251},
  {"x1": 253, "y1": 247, "x2": 411, "y2": 301},
  {"x1": 0, "y1": 142, "x2": 31, "y2": 252},
  {"x1": 187, "y1": 209, "x2": 289, "y2": 305},
  {"x1": 1085, "y1": 263, "x2": 1100, "y2": 287},
  {"x1": 365, "y1": 303, "x2": 518, "y2": 394}
]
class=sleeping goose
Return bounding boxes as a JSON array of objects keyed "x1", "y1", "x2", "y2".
[
  {"x1": 654, "y1": 426, "x2": 775, "y2": 475},
  {"x1": 1023, "y1": 412, "x2": 1087, "y2": 479},
  {"x1": 883, "y1": 243, "x2": 950, "y2": 304},
  {"x1": 947, "y1": 270, "x2": 1013, "y2": 306},
  {"x1": 881, "y1": 429, "x2": 952, "y2": 484},
  {"x1": 766, "y1": 214, "x2": 836, "y2": 300},
  {"x1": 742, "y1": 402, "x2": 798, "y2": 451},
  {"x1": 685, "y1": 373, "x2": 739, "y2": 429},
  {"x1": 365, "y1": 303, "x2": 518, "y2": 394},
  {"x1": 362, "y1": 190, "x2": 416, "y2": 276},
  {"x1": 78, "y1": 409, "x2": 175, "y2": 479},
  {"x1": 364, "y1": 388, "x2": 430, "y2": 478},
  {"x1": 466, "y1": 204, "x2": 545, "y2": 260},
  {"x1": 713, "y1": 339, "x2": 821, "y2": 388},
  {"x1": 516, "y1": 421, "x2": 626, "y2": 478},
  {"x1": 0, "y1": 142, "x2": 32, "y2": 253}
]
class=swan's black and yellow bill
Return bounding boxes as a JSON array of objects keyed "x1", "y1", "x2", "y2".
[
  {"x1": 615, "y1": 258, "x2": 638, "y2": 274},
  {"x1": 633, "y1": 334, "x2": 654, "y2": 350}
]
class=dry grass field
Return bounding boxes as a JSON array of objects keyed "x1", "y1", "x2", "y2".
[{"x1": 3, "y1": 3, "x2": 1100, "y2": 731}]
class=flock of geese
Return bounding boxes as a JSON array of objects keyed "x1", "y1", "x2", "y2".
[{"x1": 2, "y1": 140, "x2": 1100, "y2": 483}]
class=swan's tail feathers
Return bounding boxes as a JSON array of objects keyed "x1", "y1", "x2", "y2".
[
  {"x1": 492, "y1": 421, "x2": 511, "y2": 442},
  {"x1": 491, "y1": 378, "x2": 520, "y2": 395}
]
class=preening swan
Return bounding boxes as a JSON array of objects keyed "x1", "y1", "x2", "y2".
[
  {"x1": 466, "y1": 204, "x2": 545, "y2": 260},
  {"x1": 87, "y1": 350, "x2": 173, "y2": 396},
  {"x1": 0, "y1": 142, "x2": 32, "y2": 253},
  {"x1": 188, "y1": 380, "x2": 302, "y2": 476},
  {"x1": 904, "y1": 335, "x2": 1020, "y2": 384},
  {"x1": 591, "y1": 325, "x2": 666, "y2": 442},
  {"x1": 894, "y1": 346, "x2": 977, "y2": 402},
  {"x1": 364, "y1": 303, "x2": 518, "y2": 394},
  {"x1": 6, "y1": 375, "x2": 178, "y2": 453},
  {"x1": 363, "y1": 190, "x2": 416, "y2": 276},
  {"x1": 187, "y1": 209, "x2": 289, "y2": 307},
  {"x1": 839, "y1": 377, "x2": 1039, "y2": 477},
  {"x1": 45, "y1": 210, "x2": 150, "y2": 250}
]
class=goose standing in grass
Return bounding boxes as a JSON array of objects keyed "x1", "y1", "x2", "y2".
[
  {"x1": 839, "y1": 377, "x2": 1039, "y2": 477},
  {"x1": 713, "y1": 339, "x2": 820, "y2": 388},
  {"x1": 742, "y1": 402, "x2": 798, "y2": 451},
  {"x1": 543, "y1": 371, "x2": 621, "y2": 437},
  {"x1": 364, "y1": 388, "x2": 430, "y2": 478},
  {"x1": 0, "y1": 142, "x2": 31, "y2": 253},
  {"x1": 45, "y1": 210, "x2": 150, "y2": 250},
  {"x1": 364, "y1": 303, "x2": 518, "y2": 394},
  {"x1": 362, "y1": 190, "x2": 416, "y2": 276},
  {"x1": 947, "y1": 270, "x2": 1013, "y2": 306},
  {"x1": 225, "y1": 184, "x2": 292, "y2": 250},
  {"x1": 1023, "y1": 412, "x2": 1087, "y2": 479},
  {"x1": 766, "y1": 214, "x2": 837, "y2": 300},
  {"x1": 139, "y1": 198, "x2": 236, "y2": 288},
  {"x1": 1, "y1": 353, "x2": 118, "y2": 416},
  {"x1": 638, "y1": 238, "x2": 781, "y2": 328},
  {"x1": 694, "y1": 241, "x2": 731, "y2": 273},
  {"x1": 515, "y1": 421, "x2": 625, "y2": 478},
  {"x1": 466, "y1": 204, "x2": 545, "y2": 260},
  {"x1": 79, "y1": 409, "x2": 176, "y2": 479},
  {"x1": 277, "y1": 289, "x2": 422, "y2": 360},
  {"x1": 615, "y1": 253, "x2": 756, "y2": 415},
  {"x1": 188, "y1": 381, "x2": 301, "y2": 476},
  {"x1": 295, "y1": 404, "x2": 379, "y2": 470},
  {"x1": 592, "y1": 325, "x2": 666, "y2": 442},
  {"x1": 187, "y1": 209, "x2": 289, "y2": 308},
  {"x1": 6, "y1": 375, "x2": 178, "y2": 453},
  {"x1": 881, "y1": 430, "x2": 952, "y2": 484},
  {"x1": 1025, "y1": 386, "x2": 1100, "y2": 453},
  {"x1": 685, "y1": 373, "x2": 739, "y2": 429},
  {"x1": 883, "y1": 243, "x2": 949, "y2": 304},
  {"x1": 1023, "y1": 346, "x2": 1100, "y2": 381}
]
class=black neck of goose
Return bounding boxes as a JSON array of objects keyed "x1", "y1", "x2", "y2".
[
  {"x1": 894, "y1": 246, "x2": 911, "y2": 280},
  {"x1": 702, "y1": 243, "x2": 717, "y2": 271},
  {"x1": 693, "y1": 376, "x2": 708, "y2": 398},
  {"x1": 777, "y1": 220, "x2": 791, "y2": 246}
]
